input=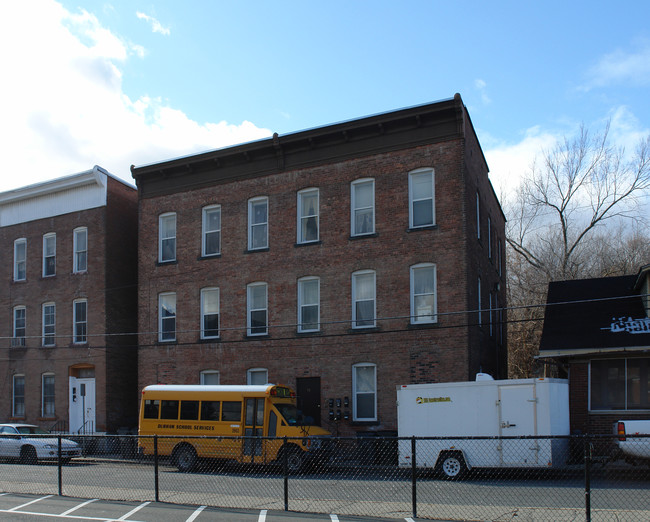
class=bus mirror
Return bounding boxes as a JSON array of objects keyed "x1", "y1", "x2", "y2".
[
  {"x1": 328, "y1": 399, "x2": 334, "y2": 408},
  {"x1": 344, "y1": 396, "x2": 349, "y2": 407},
  {"x1": 329, "y1": 409, "x2": 334, "y2": 420},
  {"x1": 336, "y1": 398, "x2": 341, "y2": 408},
  {"x1": 336, "y1": 409, "x2": 341, "y2": 420},
  {"x1": 343, "y1": 410, "x2": 350, "y2": 420}
]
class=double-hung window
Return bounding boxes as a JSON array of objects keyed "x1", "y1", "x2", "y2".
[
  {"x1": 13, "y1": 375, "x2": 25, "y2": 417},
  {"x1": 352, "y1": 363, "x2": 377, "y2": 421},
  {"x1": 408, "y1": 168, "x2": 435, "y2": 228},
  {"x1": 202, "y1": 205, "x2": 221, "y2": 256},
  {"x1": 247, "y1": 368, "x2": 268, "y2": 385},
  {"x1": 13, "y1": 306, "x2": 26, "y2": 344},
  {"x1": 247, "y1": 282, "x2": 268, "y2": 336},
  {"x1": 159, "y1": 213, "x2": 176, "y2": 263},
  {"x1": 590, "y1": 358, "x2": 650, "y2": 410},
  {"x1": 352, "y1": 270, "x2": 376, "y2": 328},
  {"x1": 410, "y1": 263, "x2": 437, "y2": 324},
  {"x1": 73, "y1": 299, "x2": 87, "y2": 344},
  {"x1": 73, "y1": 227, "x2": 88, "y2": 272},
  {"x1": 201, "y1": 287, "x2": 220, "y2": 339},
  {"x1": 351, "y1": 179, "x2": 375, "y2": 236},
  {"x1": 42, "y1": 302, "x2": 56, "y2": 346},
  {"x1": 43, "y1": 233, "x2": 56, "y2": 277},
  {"x1": 298, "y1": 277, "x2": 320, "y2": 332},
  {"x1": 159, "y1": 292, "x2": 176, "y2": 342},
  {"x1": 297, "y1": 188, "x2": 319, "y2": 243},
  {"x1": 42, "y1": 373, "x2": 55, "y2": 417},
  {"x1": 14, "y1": 239, "x2": 26, "y2": 281},
  {"x1": 200, "y1": 370, "x2": 220, "y2": 385},
  {"x1": 248, "y1": 197, "x2": 268, "y2": 250}
]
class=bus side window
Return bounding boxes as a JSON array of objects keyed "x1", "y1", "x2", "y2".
[
  {"x1": 268, "y1": 410, "x2": 277, "y2": 437},
  {"x1": 201, "y1": 401, "x2": 220, "y2": 421},
  {"x1": 180, "y1": 400, "x2": 199, "y2": 420},
  {"x1": 222, "y1": 401, "x2": 242, "y2": 422},
  {"x1": 144, "y1": 400, "x2": 160, "y2": 419},
  {"x1": 160, "y1": 400, "x2": 179, "y2": 420}
]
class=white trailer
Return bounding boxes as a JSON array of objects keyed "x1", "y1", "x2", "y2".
[{"x1": 397, "y1": 377, "x2": 570, "y2": 478}]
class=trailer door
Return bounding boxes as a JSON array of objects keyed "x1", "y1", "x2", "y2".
[{"x1": 498, "y1": 384, "x2": 538, "y2": 465}]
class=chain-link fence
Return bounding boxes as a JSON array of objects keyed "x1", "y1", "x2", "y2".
[{"x1": 0, "y1": 433, "x2": 648, "y2": 521}]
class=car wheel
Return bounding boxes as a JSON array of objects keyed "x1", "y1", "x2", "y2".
[
  {"x1": 436, "y1": 452, "x2": 468, "y2": 480},
  {"x1": 174, "y1": 444, "x2": 197, "y2": 472},
  {"x1": 20, "y1": 446, "x2": 38, "y2": 465}
]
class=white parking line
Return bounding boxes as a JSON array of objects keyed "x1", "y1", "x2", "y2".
[
  {"x1": 330, "y1": 515, "x2": 339, "y2": 521},
  {"x1": 8, "y1": 495, "x2": 53, "y2": 511},
  {"x1": 185, "y1": 505, "x2": 206, "y2": 522},
  {"x1": 115, "y1": 501, "x2": 150, "y2": 520},
  {"x1": 259, "y1": 509, "x2": 267, "y2": 521},
  {"x1": 404, "y1": 518, "x2": 415, "y2": 522},
  {"x1": 60, "y1": 498, "x2": 99, "y2": 516}
]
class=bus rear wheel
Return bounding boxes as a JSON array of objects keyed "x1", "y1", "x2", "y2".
[
  {"x1": 280, "y1": 446, "x2": 304, "y2": 473},
  {"x1": 174, "y1": 444, "x2": 197, "y2": 472}
]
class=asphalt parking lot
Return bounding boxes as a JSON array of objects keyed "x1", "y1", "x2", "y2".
[{"x1": 0, "y1": 493, "x2": 418, "y2": 522}]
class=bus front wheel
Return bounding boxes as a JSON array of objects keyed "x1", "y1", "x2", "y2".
[
  {"x1": 174, "y1": 444, "x2": 197, "y2": 472},
  {"x1": 281, "y1": 446, "x2": 304, "y2": 473}
]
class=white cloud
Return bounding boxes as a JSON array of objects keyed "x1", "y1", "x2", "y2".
[
  {"x1": 582, "y1": 42, "x2": 650, "y2": 90},
  {"x1": 0, "y1": 0, "x2": 270, "y2": 192},
  {"x1": 136, "y1": 11, "x2": 171, "y2": 36},
  {"x1": 474, "y1": 78, "x2": 491, "y2": 105}
]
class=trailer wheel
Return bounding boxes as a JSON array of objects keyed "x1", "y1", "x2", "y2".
[
  {"x1": 436, "y1": 451, "x2": 468, "y2": 480},
  {"x1": 174, "y1": 444, "x2": 197, "y2": 472}
]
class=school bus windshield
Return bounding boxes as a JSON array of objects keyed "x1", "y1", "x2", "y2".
[{"x1": 274, "y1": 403, "x2": 313, "y2": 426}]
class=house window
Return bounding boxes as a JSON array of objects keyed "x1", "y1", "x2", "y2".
[
  {"x1": 13, "y1": 306, "x2": 26, "y2": 340},
  {"x1": 408, "y1": 168, "x2": 435, "y2": 228},
  {"x1": 159, "y1": 213, "x2": 176, "y2": 262},
  {"x1": 298, "y1": 277, "x2": 320, "y2": 332},
  {"x1": 410, "y1": 263, "x2": 437, "y2": 324},
  {"x1": 476, "y1": 192, "x2": 481, "y2": 240},
  {"x1": 297, "y1": 188, "x2": 319, "y2": 243},
  {"x1": 73, "y1": 227, "x2": 88, "y2": 273},
  {"x1": 14, "y1": 238, "x2": 26, "y2": 281},
  {"x1": 247, "y1": 282, "x2": 268, "y2": 336},
  {"x1": 352, "y1": 270, "x2": 376, "y2": 328},
  {"x1": 248, "y1": 197, "x2": 268, "y2": 250},
  {"x1": 13, "y1": 375, "x2": 25, "y2": 417},
  {"x1": 159, "y1": 292, "x2": 176, "y2": 342},
  {"x1": 42, "y1": 373, "x2": 55, "y2": 417},
  {"x1": 590, "y1": 358, "x2": 650, "y2": 410},
  {"x1": 200, "y1": 370, "x2": 220, "y2": 385},
  {"x1": 247, "y1": 368, "x2": 268, "y2": 385},
  {"x1": 42, "y1": 302, "x2": 56, "y2": 346},
  {"x1": 43, "y1": 233, "x2": 56, "y2": 277},
  {"x1": 351, "y1": 179, "x2": 375, "y2": 236},
  {"x1": 73, "y1": 299, "x2": 87, "y2": 344},
  {"x1": 202, "y1": 205, "x2": 221, "y2": 256},
  {"x1": 352, "y1": 363, "x2": 377, "y2": 421},
  {"x1": 201, "y1": 287, "x2": 220, "y2": 339}
]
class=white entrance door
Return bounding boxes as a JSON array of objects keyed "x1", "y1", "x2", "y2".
[
  {"x1": 69, "y1": 377, "x2": 96, "y2": 434},
  {"x1": 498, "y1": 384, "x2": 538, "y2": 466}
]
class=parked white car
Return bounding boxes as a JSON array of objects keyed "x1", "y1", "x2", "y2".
[
  {"x1": 0, "y1": 424, "x2": 82, "y2": 464},
  {"x1": 614, "y1": 420, "x2": 650, "y2": 463}
]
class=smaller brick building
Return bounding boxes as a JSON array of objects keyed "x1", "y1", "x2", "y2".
[
  {"x1": 132, "y1": 95, "x2": 506, "y2": 436},
  {"x1": 0, "y1": 167, "x2": 139, "y2": 433}
]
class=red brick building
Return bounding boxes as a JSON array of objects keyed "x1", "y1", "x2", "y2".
[
  {"x1": 0, "y1": 167, "x2": 139, "y2": 433},
  {"x1": 131, "y1": 95, "x2": 506, "y2": 435}
]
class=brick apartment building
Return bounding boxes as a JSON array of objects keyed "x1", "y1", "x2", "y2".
[
  {"x1": 0, "y1": 167, "x2": 139, "y2": 433},
  {"x1": 131, "y1": 94, "x2": 506, "y2": 436}
]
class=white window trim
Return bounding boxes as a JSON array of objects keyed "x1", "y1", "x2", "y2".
[
  {"x1": 13, "y1": 305, "x2": 26, "y2": 339},
  {"x1": 158, "y1": 212, "x2": 177, "y2": 263},
  {"x1": 41, "y1": 373, "x2": 55, "y2": 417},
  {"x1": 202, "y1": 205, "x2": 221, "y2": 257},
  {"x1": 247, "y1": 282, "x2": 268, "y2": 336},
  {"x1": 410, "y1": 263, "x2": 438, "y2": 324},
  {"x1": 12, "y1": 374, "x2": 25, "y2": 417},
  {"x1": 200, "y1": 287, "x2": 220, "y2": 339},
  {"x1": 158, "y1": 292, "x2": 177, "y2": 342},
  {"x1": 73, "y1": 227, "x2": 88, "y2": 273},
  {"x1": 73, "y1": 298, "x2": 88, "y2": 344},
  {"x1": 297, "y1": 188, "x2": 319, "y2": 244},
  {"x1": 297, "y1": 276, "x2": 320, "y2": 333},
  {"x1": 42, "y1": 302, "x2": 56, "y2": 346},
  {"x1": 408, "y1": 168, "x2": 436, "y2": 228},
  {"x1": 14, "y1": 238, "x2": 26, "y2": 281},
  {"x1": 352, "y1": 270, "x2": 376, "y2": 329},
  {"x1": 43, "y1": 233, "x2": 56, "y2": 277},
  {"x1": 352, "y1": 362, "x2": 377, "y2": 422},
  {"x1": 248, "y1": 197, "x2": 269, "y2": 250},
  {"x1": 200, "y1": 370, "x2": 220, "y2": 385},
  {"x1": 247, "y1": 367, "x2": 268, "y2": 385},
  {"x1": 350, "y1": 178, "x2": 375, "y2": 236}
]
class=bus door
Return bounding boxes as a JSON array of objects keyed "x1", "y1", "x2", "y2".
[{"x1": 243, "y1": 398, "x2": 265, "y2": 462}]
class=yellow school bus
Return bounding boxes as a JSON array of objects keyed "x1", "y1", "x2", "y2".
[{"x1": 138, "y1": 384, "x2": 331, "y2": 472}]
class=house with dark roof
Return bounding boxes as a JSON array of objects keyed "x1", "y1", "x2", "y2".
[{"x1": 538, "y1": 265, "x2": 650, "y2": 434}]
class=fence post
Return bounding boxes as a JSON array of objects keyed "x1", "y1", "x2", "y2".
[
  {"x1": 411, "y1": 436, "x2": 417, "y2": 520},
  {"x1": 283, "y1": 436, "x2": 288, "y2": 511},
  {"x1": 584, "y1": 435, "x2": 591, "y2": 522},
  {"x1": 154, "y1": 436, "x2": 159, "y2": 502},
  {"x1": 57, "y1": 435, "x2": 62, "y2": 496}
]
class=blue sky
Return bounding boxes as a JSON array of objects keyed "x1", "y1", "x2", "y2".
[{"x1": 1, "y1": 1, "x2": 649, "y2": 197}]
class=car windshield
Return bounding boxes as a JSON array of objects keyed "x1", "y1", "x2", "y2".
[
  {"x1": 274, "y1": 404, "x2": 313, "y2": 426},
  {"x1": 16, "y1": 426, "x2": 49, "y2": 435}
]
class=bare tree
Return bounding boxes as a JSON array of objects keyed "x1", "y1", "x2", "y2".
[{"x1": 505, "y1": 123, "x2": 650, "y2": 377}]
